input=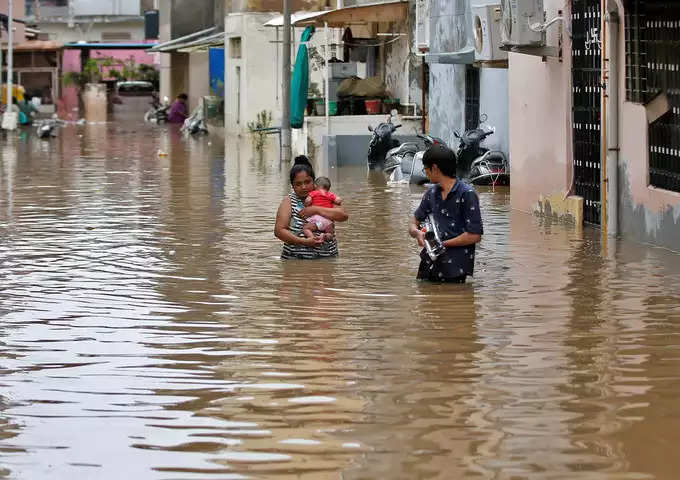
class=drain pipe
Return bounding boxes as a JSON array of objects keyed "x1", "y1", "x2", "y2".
[{"x1": 605, "y1": 7, "x2": 619, "y2": 237}]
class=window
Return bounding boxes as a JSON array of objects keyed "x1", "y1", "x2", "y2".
[
  {"x1": 102, "y1": 32, "x2": 133, "y2": 42},
  {"x1": 230, "y1": 37, "x2": 242, "y2": 59},
  {"x1": 626, "y1": 0, "x2": 680, "y2": 192},
  {"x1": 465, "y1": 67, "x2": 480, "y2": 131}
]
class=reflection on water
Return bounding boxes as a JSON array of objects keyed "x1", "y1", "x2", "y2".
[{"x1": 1, "y1": 109, "x2": 680, "y2": 479}]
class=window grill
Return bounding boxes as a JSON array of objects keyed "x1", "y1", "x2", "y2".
[
  {"x1": 572, "y1": 0, "x2": 602, "y2": 224},
  {"x1": 626, "y1": 1, "x2": 680, "y2": 192},
  {"x1": 465, "y1": 66, "x2": 480, "y2": 131}
]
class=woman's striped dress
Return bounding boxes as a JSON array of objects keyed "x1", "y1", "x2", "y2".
[{"x1": 281, "y1": 191, "x2": 338, "y2": 260}]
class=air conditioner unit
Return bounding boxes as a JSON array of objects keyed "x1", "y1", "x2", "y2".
[
  {"x1": 499, "y1": 0, "x2": 545, "y2": 47},
  {"x1": 472, "y1": 4, "x2": 508, "y2": 61}
]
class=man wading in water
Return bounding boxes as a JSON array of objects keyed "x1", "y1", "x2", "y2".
[{"x1": 408, "y1": 145, "x2": 483, "y2": 283}]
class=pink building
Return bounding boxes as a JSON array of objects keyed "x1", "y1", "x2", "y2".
[{"x1": 509, "y1": 0, "x2": 680, "y2": 251}]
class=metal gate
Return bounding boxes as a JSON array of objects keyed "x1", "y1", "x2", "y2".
[{"x1": 572, "y1": 0, "x2": 602, "y2": 224}]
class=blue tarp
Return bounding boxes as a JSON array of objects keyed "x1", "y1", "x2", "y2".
[
  {"x1": 209, "y1": 48, "x2": 225, "y2": 98},
  {"x1": 291, "y1": 26, "x2": 315, "y2": 129}
]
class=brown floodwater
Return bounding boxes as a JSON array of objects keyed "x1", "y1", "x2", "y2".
[{"x1": 1, "y1": 104, "x2": 680, "y2": 479}]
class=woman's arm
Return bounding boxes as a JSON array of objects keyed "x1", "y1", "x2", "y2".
[
  {"x1": 274, "y1": 197, "x2": 321, "y2": 246},
  {"x1": 299, "y1": 205, "x2": 349, "y2": 222}
]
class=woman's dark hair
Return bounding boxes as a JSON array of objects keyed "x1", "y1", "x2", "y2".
[
  {"x1": 422, "y1": 145, "x2": 457, "y2": 178},
  {"x1": 177, "y1": 93, "x2": 188, "y2": 101},
  {"x1": 290, "y1": 155, "x2": 315, "y2": 184}
]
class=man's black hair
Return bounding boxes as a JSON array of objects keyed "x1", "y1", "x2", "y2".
[
  {"x1": 315, "y1": 176, "x2": 331, "y2": 190},
  {"x1": 290, "y1": 155, "x2": 315, "y2": 184},
  {"x1": 422, "y1": 145, "x2": 457, "y2": 178}
]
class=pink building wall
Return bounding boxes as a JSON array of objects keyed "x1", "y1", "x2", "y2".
[
  {"x1": 60, "y1": 48, "x2": 159, "y2": 120},
  {"x1": 508, "y1": 0, "x2": 680, "y2": 250},
  {"x1": 508, "y1": 0, "x2": 572, "y2": 214}
]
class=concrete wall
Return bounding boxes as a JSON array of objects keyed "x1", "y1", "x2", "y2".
[
  {"x1": 188, "y1": 51, "x2": 210, "y2": 110},
  {"x1": 37, "y1": 21, "x2": 146, "y2": 43},
  {"x1": 171, "y1": 0, "x2": 215, "y2": 38},
  {"x1": 508, "y1": 0, "x2": 570, "y2": 215},
  {"x1": 294, "y1": 114, "x2": 421, "y2": 160},
  {"x1": 427, "y1": 0, "x2": 467, "y2": 147},
  {"x1": 479, "y1": 67, "x2": 509, "y2": 157},
  {"x1": 159, "y1": 2, "x2": 172, "y2": 101},
  {"x1": 426, "y1": 0, "x2": 509, "y2": 161},
  {"x1": 225, "y1": 0, "x2": 329, "y2": 13},
  {"x1": 0, "y1": 0, "x2": 26, "y2": 44},
  {"x1": 225, "y1": 12, "x2": 282, "y2": 133}
]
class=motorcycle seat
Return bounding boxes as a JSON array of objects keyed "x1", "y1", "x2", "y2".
[{"x1": 386, "y1": 142, "x2": 419, "y2": 158}]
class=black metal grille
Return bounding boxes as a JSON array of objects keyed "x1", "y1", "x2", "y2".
[
  {"x1": 625, "y1": 0, "x2": 647, "y2": 103},
  {"x1": 572, "y1": 0, "x2": 602, "y2": 224},
  {"x1": 465, "y1": 67, "x2": 480, "y2": 131},
  {"x1": 646, "y1": 2, "x2": 680, "y2": 192}
]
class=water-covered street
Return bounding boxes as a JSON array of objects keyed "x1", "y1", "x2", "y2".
[{"x1": 1, "y1": 106, "x2": 680, "y2": 479}]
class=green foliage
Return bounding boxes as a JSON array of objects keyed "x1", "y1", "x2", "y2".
[
  {"x1": 247, "y1": 110, "x2": 273, "y2": 153},
  {"x1": 62, "y1": 57, "x2": 160, "y2": 90}
]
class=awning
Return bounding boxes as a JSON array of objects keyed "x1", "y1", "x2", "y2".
[
  {"x1": 148, "y1": 27, "x2": 217, "y2": 53},
  {"x1": 264, "y1": 1, "x2": 408, "y2": 28},
  {"x1": 263, "y1": 11, "x2": 328, "y2": 28},
  {"x1": 65, "y1": 42, "x2": 157, "y2": 50},
  {"x1": 174, "y1": 32, "x2": 225, "y2": 53},
  {"x1": 4, "y1": 40, "x2": 63, "y2": 51}
]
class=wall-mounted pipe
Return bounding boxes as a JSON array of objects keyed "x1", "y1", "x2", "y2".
[{"x1": 605, "y1": 7, "x2": 619, "y2": 237}]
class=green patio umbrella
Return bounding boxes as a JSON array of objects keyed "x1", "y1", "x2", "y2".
[{"x1": 290, "y1": 26, "x2": 315, "y2": 129}]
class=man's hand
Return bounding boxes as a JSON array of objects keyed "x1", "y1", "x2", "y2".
[
  {"x1": 414, "y1": 230, "x2": 425, "y2": 247},
  {"x1": 409, "y1": 216, "x2": 426, "y2": 247}
]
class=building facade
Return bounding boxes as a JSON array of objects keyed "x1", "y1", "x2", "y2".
[
  {"x1": 425, "y1": 0, "x2": 510, "y2": 161},
  {"x1": 508, "y1": 0, "x2": 680, "y2": 250}
]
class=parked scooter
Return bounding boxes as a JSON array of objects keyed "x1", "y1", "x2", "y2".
[
  {"x1": 36, "y1": 116, "x2": 64, "y2": 139},
  {"x1": 383, "y1": 133, "x2": 446, "y2": 185},
  {"x1": 367, "y1": 119, "x2": 400, "y2": 169},
  {"x1": 144, "y1": 94, "x2": 170, "y2": 124},
  {"x1": 181, "y1": 105, "x2": 208, "y2": 136},
  {"x1": 454, "y1": 116, "x2": 509, "y2": 186}
]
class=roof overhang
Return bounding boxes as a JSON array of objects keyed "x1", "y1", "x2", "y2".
[
  {"x1": 174, "y1": 32, "x2": 225, "y2": 53},
  {"x1": 3, "y1": 40, "x2": 63, "y2": 51},
  {"x1": 148, "y1": 27, "x2": 218, "y2": 53},
  {"x1": 64, "y1": 42, "x2": 157, "y2": 50},
  {"x1": 264, "y1": 1, "x2": 408, "y2": 28}
]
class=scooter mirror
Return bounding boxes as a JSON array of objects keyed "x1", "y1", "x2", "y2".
[
  {"x1": 479, "y1": 113, "x2": 488, "y2": 123},
  {"x1": 367, "y1": 125, "x2": 373, "y2": 132}
]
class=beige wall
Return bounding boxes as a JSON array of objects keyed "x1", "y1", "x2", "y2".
[
  {"x1": 188, "y1": 51, "x2": 210, "y2": 110},
  {"x1": 508, "y1": 0, "x2": 571, "y2": 214},
  {"x1": 0, "y1": 0, "x2": 26, "y2": 44}
]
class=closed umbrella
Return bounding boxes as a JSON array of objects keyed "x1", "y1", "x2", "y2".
[{"x1": 290, "y1": 26, "x2": 315, "y2": 129}]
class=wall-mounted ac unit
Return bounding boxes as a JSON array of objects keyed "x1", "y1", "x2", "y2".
[
  {"x1": 472, "y1": 4, "x2": 508, "y2": 61},
  {"x1": 499, "y1": 0, "x2": 545, "y2": 47}
]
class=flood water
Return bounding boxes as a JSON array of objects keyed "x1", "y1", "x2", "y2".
[{"x1": 1, "y1": 105, "x2": 680, "y2": 479}]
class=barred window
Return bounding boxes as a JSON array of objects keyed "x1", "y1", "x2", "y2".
[
  {"x1": 625, "y1": 1, "x2": 680, "y2": 193},
  {"x1": 465, "y1": 67, "x2": 480, "y2": 131}
]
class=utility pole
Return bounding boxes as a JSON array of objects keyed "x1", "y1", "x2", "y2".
[
  {"x1": 281, "y1": 0, "x2": 292, "y2": 163},
  {"x1": 2, "y1": 0, "x2": 16, "y2": 130}
]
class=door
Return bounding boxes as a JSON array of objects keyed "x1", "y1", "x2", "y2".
[{"x1": 572, "y1": 0, "x2": 602, "y2": 225}]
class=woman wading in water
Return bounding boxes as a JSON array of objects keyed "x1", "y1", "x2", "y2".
[{"x1": 275, "y1": 156, "x2": 349, "y2": 259}]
